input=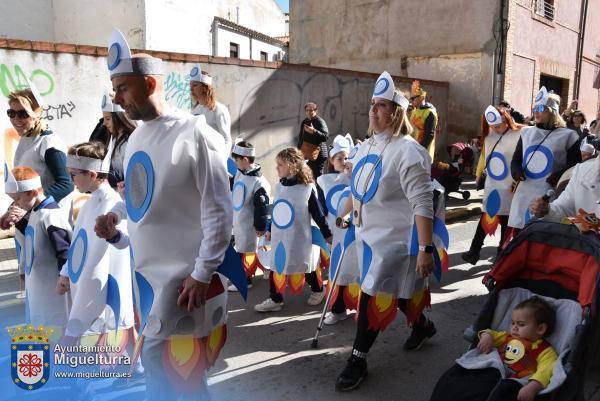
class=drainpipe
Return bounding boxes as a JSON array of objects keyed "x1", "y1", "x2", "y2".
[
  {"x1": 574, "y1": 0, "x2": 588, "y2": 99},
  {"x1": 212, "y1": 19, "x2": 218, "y2": 56},
  {"x1": 494, "y1": 0, "x2": 509, "y2": 105}
]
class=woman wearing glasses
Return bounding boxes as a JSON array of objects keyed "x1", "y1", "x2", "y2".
[
  {"x1": 1, "y1": 88, "x2": 73, "y2": 230},
  {"x1": 507, "y1": 87, "x2": 580, "y2": 236}
]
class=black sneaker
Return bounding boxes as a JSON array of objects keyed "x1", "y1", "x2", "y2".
[
  {"x1": 461, "y1": 250, "x2": 480, "y2": 265},
  {"x1": 335, "y1": 356, "x2": 368, "y2": 391},
  {"x1": 403, "y1": 319, "x2": 436, "y2": 351}
]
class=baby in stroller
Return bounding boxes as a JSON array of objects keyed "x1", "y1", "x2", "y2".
[
  {"x1": 430, "y1": 297, "x2": 558, "y2": 401},
  {"x1": 430, "y1": 220, "x2": 600, "y2": 401}
]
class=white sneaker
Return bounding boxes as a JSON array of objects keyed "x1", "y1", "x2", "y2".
[
  {"x1": 254, "y1": 298, "x2": 283, "y2": 312},
  {"x1": 324, "y1": 311, "x2": 348, "y2": 325},
  {"x1": 228, "y1": 283, "x2": 252, "y2": 292},
  {"x1": 307, "y1": 291, "x2": 326, "y2": 306}
]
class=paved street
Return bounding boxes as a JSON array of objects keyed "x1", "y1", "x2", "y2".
[{"x1": 1, "y1": 214, "x2": 599, "y2": 400}]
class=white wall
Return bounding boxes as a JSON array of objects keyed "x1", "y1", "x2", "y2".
[
  {"x1": 0, "y1": 0, "x2": 55, "y2": 42},
  {"x1": 216, "y1": 30, "x2": 251, "y2": 60},
  {"x1": 251, "y1": 40, "x2": 285, "y2": 61},
  {"x1": 214, "y1": 0, "x2": 286, "y2": 38}
]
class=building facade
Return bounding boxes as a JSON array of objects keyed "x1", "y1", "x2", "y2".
[
  {"x1": 0, "y1": 0, "x2": 288, "y2": 61},
  {"x1": 290, "y1": 0, "x2": 600, "y2": 140}
]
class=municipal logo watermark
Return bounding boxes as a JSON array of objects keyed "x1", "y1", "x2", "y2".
[{"x1": 9, "y1": 324, "x2": 52, "y2": 391}]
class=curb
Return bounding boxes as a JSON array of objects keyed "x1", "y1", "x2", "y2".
[{"x1": 446, "y1": 206, "x2": 482, "y2": 224}]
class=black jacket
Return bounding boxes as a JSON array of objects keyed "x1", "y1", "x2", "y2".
[{"x1": 297, "y1": 116, "x2": 329, "y2": 161}]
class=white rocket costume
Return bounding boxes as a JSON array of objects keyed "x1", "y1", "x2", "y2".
[
  {"x1": 317, "y1": 134, "x2": 360, "y2": 286},
  {"x1": 351, "y1": 71, "x2": 433, "y2": 299},
  {"x1": 61, "y1": 154, "x2": 134, "y2": 337},
  {"x1": 546, "y1": 157, "x2": 600, "y2": 220},
  {"x1": 189, "y1": 64, "x2": 232, "y2": 152},
  {"x1": 508, "y1": 87, "x2": 580, "y2": 228},
  {"x1": 231, "y1": 149, "x2": 271, "y2": 253},
  {"x1": 482, "y1": 106, "x2": 520, "y2": 217}
]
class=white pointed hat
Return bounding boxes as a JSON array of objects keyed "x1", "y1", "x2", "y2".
[
  {"x1": 101, "y1": 89, "x2": 124, "y2": 113},
  {"x1": 189, "y1": 64, "x2": 213, "y2": 86},
  {"x1": 372, "y1": 71, "x2": 409, "y2": 110},
  {"x1": 484, "y1": 105, "x2": 503, "y2": 126},
  {"x1": 24, "y1": 77, "x2": 44, "y2": 108},
  {"x1": 533, "y1": 86, "x2": 560, "y2": 112},
  {"x1": 329, "y1": 133, "x2": 354, "y2": 158},
  {"x1": 4, "y1": 163, "x2": 42, "y2": 193},
  {"x1": 107, "y1": 28, "x2": 163, "y2": 78}
]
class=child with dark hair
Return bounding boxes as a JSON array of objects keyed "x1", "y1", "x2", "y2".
[
  {"x1": 229, "y1": 140, "x2": 271, "y2": 291},
  {"x1": 430, "y1": 296, "x2": 558, "y2": 401}
]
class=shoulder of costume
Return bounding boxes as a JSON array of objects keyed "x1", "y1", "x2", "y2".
[
  {"x1": 39, "y1": 131, "x2": 67, "y2": 154},
  {"x1": 40, "y1": 129, "x2": 53, "y2": 137}
]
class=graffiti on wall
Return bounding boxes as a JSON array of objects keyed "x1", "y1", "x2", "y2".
[
  {"x1": 0, "y1": 64, "x2": 55, "y2": 98},
  {"x1": 43, "y1": 101, "x2": 76, "y2": 120},
  {"x1": 165, "y1": 72, "x2": 191, "y2": 110}
]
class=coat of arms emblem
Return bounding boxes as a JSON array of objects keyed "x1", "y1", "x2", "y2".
[{"x1": 9, "y1": 324, "x2": 53, "y2": 391}]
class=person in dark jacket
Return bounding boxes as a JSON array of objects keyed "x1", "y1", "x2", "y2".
[{"x1": 297, "y1": 102, "x2": 329, "y2": 179}]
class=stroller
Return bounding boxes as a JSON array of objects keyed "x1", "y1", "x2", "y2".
[
  {"x1": 458, "y1": 220, "x2": 600, "y2": 400},
  {"x1": 431, "y1": 161, "x2": 471, "y2": 200}
]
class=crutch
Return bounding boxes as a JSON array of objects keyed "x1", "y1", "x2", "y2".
[{"x1": 310, "y1": 224, "x2": 354, "y2": 349}]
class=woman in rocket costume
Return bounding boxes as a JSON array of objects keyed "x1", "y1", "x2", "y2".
[
  {"x1": 335, "y1": 71, "x2": 436, "y2": 391},
  {"x1": 317, "y1": 134, "x2": 361, "y2": 325},
  {"x1": 56, "y1": 141, "x2": 134, "y2": 342},
  {"x1": 96, "y1": 29, "x2": 232, "y2": 400},
  {"x1": 189, "y1": 64, "x2": 232, "y2": 151},
  {"x1": 507, "y1": 87, "x2": 580, "y2": 234},
  {"x1": 461, "y1": 106, "x2": 520, "y2": 264}
]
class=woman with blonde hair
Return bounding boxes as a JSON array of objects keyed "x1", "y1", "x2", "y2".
[
  {"x1": 335, "y1": 72, "x2": 436, "y2": 391},
  {"x1": 507, "y1": 87, "x2": 580, "y2": 235},
  {"x1": 1, "y1": 86, "x2": 73, "y2": 229},
  {"x1": 189, "y1": 64, "x2": 232, "y2": 150}
]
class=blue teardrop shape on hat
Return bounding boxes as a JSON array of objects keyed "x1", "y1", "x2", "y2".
[
  {"x1": 486, "y1": 189, "x2": 501, "y2": 218},
  {"x1": 275, "y1": 241, "x2": 286, "y2": 275}
]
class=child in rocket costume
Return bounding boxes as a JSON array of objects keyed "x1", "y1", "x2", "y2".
[
  {"x1": 254, "y1": 147, "x2": 332, "y2": 312},
  {"x1": 508, "y1": 87, "x2": 580, "y2": 232},
  {"x1": 335, "y1": 72, "x2": 436, "y2": 391},
  {"x1": 56, "y1": 140, "x2": 134, "y2": 342},
  {"x1": 96, "y1": 29, "x2": 232, "y2": 399},
  {"x1": 230, "y1": 140, "x2": 271, "y2": 290},
  {"x1": 5, "y1": 166, "x2": 71, "y2": 328},
  {"x1": 462, "y1": 106, "x2": 520, "y2": 264},
  {"x1": 317, "y1": 134, "x2": 361, "y2": 325}
]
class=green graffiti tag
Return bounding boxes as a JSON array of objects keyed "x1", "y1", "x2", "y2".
[{"x1": 0, "y1": 64, "x2": 55, "y2": 97}]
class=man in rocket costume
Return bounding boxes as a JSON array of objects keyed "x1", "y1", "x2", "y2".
[{"x1": 95, "y1": 29, "x2": 232, "y2": 400}]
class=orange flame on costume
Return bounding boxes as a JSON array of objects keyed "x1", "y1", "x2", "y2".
[
  {"x1": 367, "y1": 293, "x2": 398, "y2": 331},
  {"x1": 272, "y1": 271, "x2": 286, "y2": 294},
  {"x1": 242, "y1": 252, "x2": 259, "y2": 277},
  {"x1": 319, "y1": 249, "x2": 330, "y2": 270},
  {"x1": 204, "y1": 324, "x2": 227, "y2": 367},
  {"x1": 162, "y1": 336, "x2": 206, "y2": 392},
  {"x1": 438, "y1": 248, "x2": 449, "y2": 272},
  {"x1": 288, "y1": 273, "x2": 305, "y2": 295},
  {"x1": 481, "y1": 213, "x2": 500, "y2": 236},
  {"x1": 326, "y1": 283, "x2": 340, "y2": 311},
  {"x1": 343, "y1": 283, "x2": 360, "y2": 311},
  {"x1": 405, "y1": 287, "x2": 431, "y2": 327},
  {"x1": 315, "y1": 266, "x2": 323, "y2": 289}
]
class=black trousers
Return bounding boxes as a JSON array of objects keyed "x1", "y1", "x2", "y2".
[
  {"x1": 307, "y1": 158, "x2": 326, "y2": 179},
  {"x1": 269, "y1": 271, "x2": 322, "y2": 303},
  {"x1": 468, "y1": 214, "x2": 509, "y2": 254},
  {"x1": 429, "y1": 364, "x2": 522, "y2": 401},
  {"x1": 331, "y1": 285, "x2": 347, "y2": 314},
  {"x1": 353, "y1": 292, "x2": 425, "y2": 353}
]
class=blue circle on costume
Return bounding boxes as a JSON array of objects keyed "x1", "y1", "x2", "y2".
[
  {"x1": 351, "y1": 154, "x2": 382, "y2": 204},
  {"x1": 336, "y1": 189, "x2": 351, "y2": 218},
  {"x1": 125, "y1": 151, "x2": 155, "y2": 223},
  {"x1": 373, "y1": 77, "x2": 390, "y2": 97},
  {"x1": 486, "y1": 189, "x2": 501, "y2": 218},
  {"x1": 325, "y1": 184, "x2": 347, "y2": 216},
  {"x1": 190, "y1": 66, "x2": 199, "y2": 77},
  {"x1": 535, "y1": 90, "x2": 544, "y2": 102},
  {"x1": 523, "y1": 145, "x2": 554, "y2": 179},
  {"x1": 486, "y1": 152, "x2": 509, "y2": 180},
  {"x1": 348, "y1": 146, "x2": 358, "y2": 160},
  {"x1": 24, "y1": 226, "x2": 34, "y2": 275},
  {"x1": 486, "y1": 111, "x2": 500, "y2": 125},
  {"x1": 272, "y1": 199, "x2": 295, "y2": 229},
  {"x1": 107, "y1": 43, "x2": 122, "y2": 70},
  {"x1": 67, "y1": 229, "x2": 88, "y2": 283},
  {"x1": 232, "y1": 181, "x2": 246, "y2": 212}
]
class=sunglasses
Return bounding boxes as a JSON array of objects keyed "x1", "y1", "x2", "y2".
[
  {"x1": 7, "y1": 109, "x2": 30, "y2": 119},
  {"x1": 532, "y1": 105, "x2": 546, "y2": 113},
  {"x1": 305, "y1": 108, "x2": 317, "y2": 112}
]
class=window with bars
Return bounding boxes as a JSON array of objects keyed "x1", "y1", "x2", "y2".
[
  {"x1": 535, "y1": 0, "x2": 555, "y2": 20},
  {"x1": 230, "y1": 42, "x2": 239, "y2": 58}
]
